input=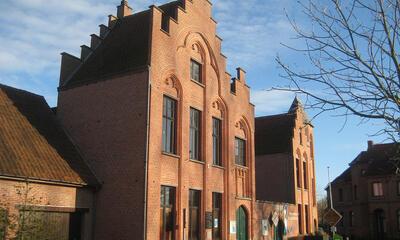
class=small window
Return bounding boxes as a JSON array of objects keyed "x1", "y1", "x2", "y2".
[
  {"x1": 349, "y1": 211, "x2": 354, "y2": 227},
  {"x1": 397, "y1": 210, "x2": 400, "y2": 231},
  {"x1": 298, "y1": 204, "x2": 303, "y2": 234},
  {"x1": 296, "y1": 158, "x2": 301, "y2": 188},
  {"x1": 189, "y1": 108, "x2": 201, "y2": 161},
  {"x1": 339, "y1": 188, "x2": 344, "y2": 202},
  {"x1": 189, "y1": 189, "x2": 201, "y2": 240},
  {"x1": 212, "y1": 193, "x2": 222, "y2": 240},
  {"x1": 162, "y1": 96, "x2": 177, "y2": 154},
  {"x1": 160, "y1": 186, "x2": 176, "y2": 240},
  {"x1": 305, "y1": 205, "x2": 310, "y2": 234},
  {"x1": 212, "y1": 118, "x2": 222, "y2": 166},
  {"x1": 372, "y1": 182, "x2": 384, "y2": 197},
  {"x1": 354, "y1": 185, "x2": 358, "y2": 200},
  {"x1": 339, "y1": 212, "x2": 344, "y2": 226},
  {"x1": 234, "y1": 137, "x2": 246, "y2": 166},
  {"x1": 303, "y1": 161, "x2": 308, "y2": 189},
  {"x1": 397, "y1": 181, "x2": 400, "y2": 196},
  {"x1": 190, "y1": 60, "x2": 202, "y2": 83}
]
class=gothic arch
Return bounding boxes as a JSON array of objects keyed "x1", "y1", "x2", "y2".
[
  {"x1": 161, "y1": 70, "x2": 183, "y2": 99},
  {"x1": 177, "y1": 31, "x2": 221, "y2": 91}
]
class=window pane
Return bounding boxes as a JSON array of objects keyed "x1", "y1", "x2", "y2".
[
  {"x1": 303, "y1": 162, "x2": 308, "y2": 189},
  {"x1": 397, "y1": 182, "x2": 400, "y2": 196},
  {"x1": 162, "y1": 96, "x2": 177, "y2": 154},
  {"x1": 296, "y1": 159, "x2": 301, "y2": 188},
  {"x1": 298, "y1": 204, "x2": 303, "y2": 234},
  {"x1": 161, "y1": 186, "x2": 176, "y2": 240},
  {"x1": 189, "y1": 190, "x2": 201, "y2": 240},
  {"x1": 212, "y1": 193, "x2": 222, "y2": 240},
  {"x1": 189, "y1": 108, "x2": 201, "y2": 160},
  {"x1": 212, "y1": 118, "x2": 222, "y2": 166},
  {"x1": 235, "y1": 138, "x2": 246, "y2": 166},
  {"x1": 398, "y1": 210, "x2": 400, "y2": 231},
  {"x1": 373, "y1": 182, "x2": 383, "y2": 197},
  {"x1": 190, "y1": 60, "x2": 202, "y2": 83}
]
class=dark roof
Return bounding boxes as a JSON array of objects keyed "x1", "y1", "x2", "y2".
[
  {"x1": 255, "y1": 113, "x2": 296, "y2": 155},
  {"x1": 355, "y1": 143, "x2": 399, "y2": 176},
  {"x1": 332, "y1": 168, "x2": 352, "y2": 185},
  {"x1": 0, "y1": 84, "x2": 98, "y2": 186},
  {"x1": 62, "y1": 10, "x2": 151, "y2": 89}
]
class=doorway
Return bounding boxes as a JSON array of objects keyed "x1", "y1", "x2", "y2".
[{"x1": 236, "y1": 206, "x2": 248, "y2": 240}]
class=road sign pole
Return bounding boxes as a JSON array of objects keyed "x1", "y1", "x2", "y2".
[{"x1": 328, "y1": 166, "x2": 336, "y2": 236}]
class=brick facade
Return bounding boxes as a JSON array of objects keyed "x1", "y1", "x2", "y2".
[
  {"x1": 57, "y1": 0, "x2": 255, "y2": 239},
  {"x1": 330, "y1": 142, "x2": 400, "y2": 240},
  {"x1": 255, "y1": 99, "x2": 318, "y2": 238}
]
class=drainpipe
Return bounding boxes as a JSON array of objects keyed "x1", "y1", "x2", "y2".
[{"x1": 143, "y1": 65, "x2": 151, "y2": 240}]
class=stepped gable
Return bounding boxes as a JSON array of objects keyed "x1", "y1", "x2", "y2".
[
  {"x1": 60, "y1": 0, "x2": 191, "y2": 90},
  {"x1": 255, "y1": 113, "x2": 296, "y2": 155},
  {"x1": 0, "y1": 84, "x2": 98, "y2": 186},
  {"x1": 61, "y1": 9, "x2": 151, "y2": 89}
]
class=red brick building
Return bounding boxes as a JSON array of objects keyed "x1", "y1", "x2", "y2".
[
  {"x1": 330, "y1": 141, "x2": 400, "y2": 240},
  {"x1": 0, "y1": 84, "x2": 98, "y2": 239},
  {"x1": 57, "y1": 0, "x2": 255, "y2": 239},
  {"x1": 254, "y1": 98, "x2": 319, "y2": 238}
]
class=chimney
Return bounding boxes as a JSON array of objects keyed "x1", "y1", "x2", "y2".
[
  {"x1": 368, "y1": 140, "x2": 374, "y2": 149},
  {"x1": 117, "y1": 0, "x2": 132, "y2": 18}
]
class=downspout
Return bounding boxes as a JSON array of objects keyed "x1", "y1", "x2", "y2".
[{"x1": 143, "y1": 65, "x2": 151, "y2": 240}]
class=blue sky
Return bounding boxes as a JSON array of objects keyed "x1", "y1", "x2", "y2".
[{"x1": 0, "y1": 0, "x2": 388, "y2": 198}]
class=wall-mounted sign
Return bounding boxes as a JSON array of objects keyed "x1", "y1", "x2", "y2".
[
  {"x1": 205, "y1": 212, "x2": 213, "y2": 229},
  {"x1": 230, "y1": 221, "x2": 236, "y2": 234},
  {"x1": 261, "y1": 219, "x2": 269, "y2": 236}
]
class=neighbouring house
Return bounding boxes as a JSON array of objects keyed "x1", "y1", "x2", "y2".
[
  {"x1": 254, "y1": 98, "x2": 319, "y2": 239},
  {"x1": 56, "y1": 0, "x2": 255, "y2": 239},
  {"x1": 0, "y1": 84, "x2": 99, "y2": 239},
  {"x1": 329, "y1": 141, "x2": 400, "y2": 240}
]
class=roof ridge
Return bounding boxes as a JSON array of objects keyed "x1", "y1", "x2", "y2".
[{"x1": 0, "y1": 83, "x2": 45, "y2": 99}]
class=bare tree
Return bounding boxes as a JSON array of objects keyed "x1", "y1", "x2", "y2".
[{"x1": 275, "y1": 0, "x2": 400, "y2": 142}]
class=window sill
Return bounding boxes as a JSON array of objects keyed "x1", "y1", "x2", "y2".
[
  {"x1": 189, "y1": 159, "x2": 205, "y2": 165},
  {"x1": 191, "y1": 79, "x2": 205, "y2": 88},
  {"x1": 162, "y1": 152, "x2": 180, "y2": 159},
  {"x1": 212, "y1": 165, "x2": 225, "y2": 170},
  {"x1": 235, "y1": 164, "x2": 248, "y2": 169},
  {"x1": 236, "y1": 196, "x2": 252, "y2": 201}
]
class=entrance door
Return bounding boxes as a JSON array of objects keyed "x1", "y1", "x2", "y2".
[
  {"x1": 374, "y1": 209, "x2": 385, "y2": 240},
  {"x1": 236, "y1": 206, "x2": 248, "y2": 240}
]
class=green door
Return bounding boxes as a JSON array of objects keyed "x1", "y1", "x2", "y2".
[{"x1": 236, "y1": 206, "x2": 248, "y2": 240}]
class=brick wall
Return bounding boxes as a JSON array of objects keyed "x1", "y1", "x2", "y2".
[{"x1": 57, "y1": 71, "x2": 149, "y2": 240}]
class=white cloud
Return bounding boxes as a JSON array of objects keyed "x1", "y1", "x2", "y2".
[{"x1": 251, "y1": 89, "x2": 294, "y2": 116}]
